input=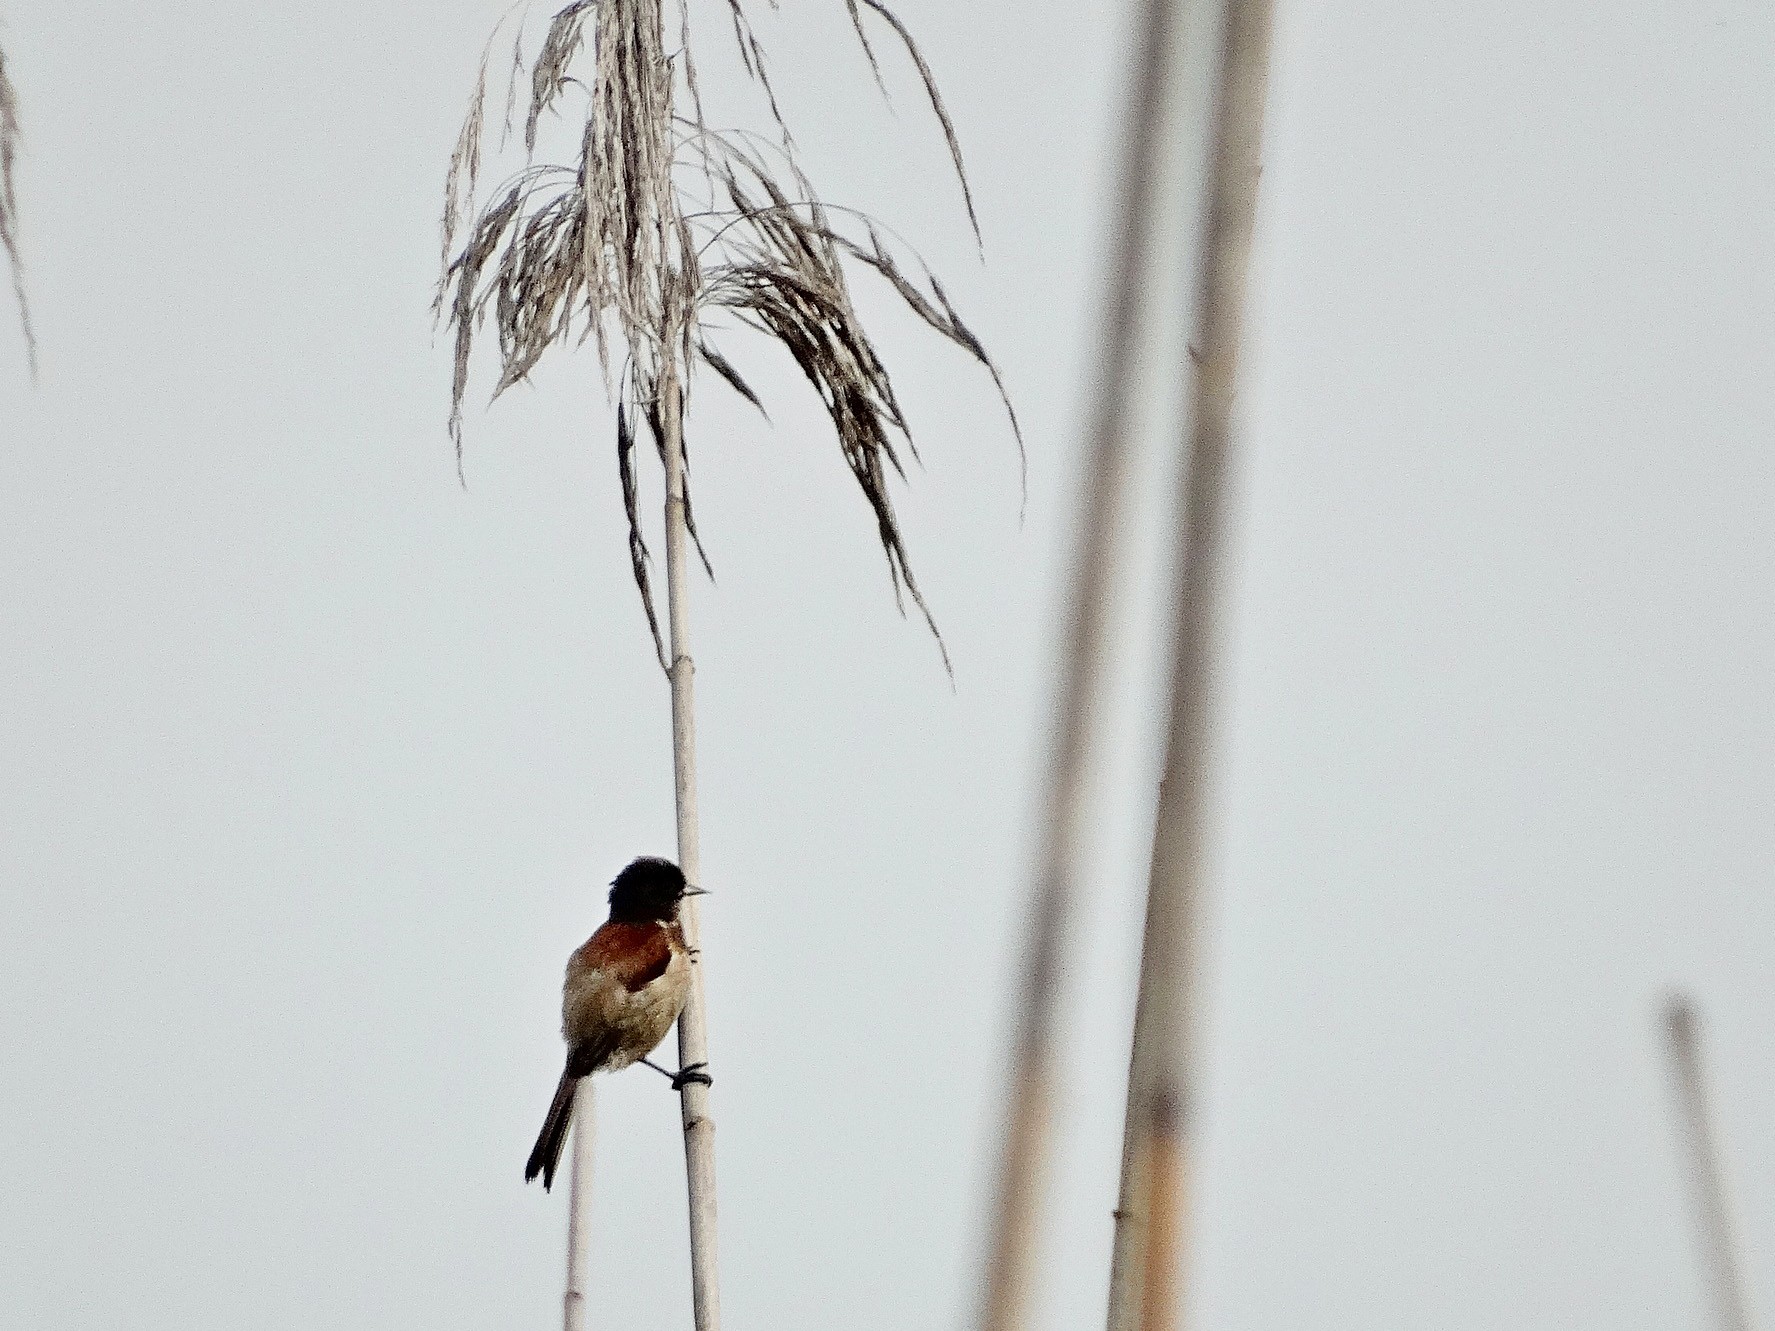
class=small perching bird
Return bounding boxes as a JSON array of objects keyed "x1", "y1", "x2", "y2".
[{"x1": 525, "y1": 856, "x2": 708, "y2": 1191}]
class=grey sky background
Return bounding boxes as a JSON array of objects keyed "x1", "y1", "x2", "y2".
[{"x1": 2, "y1": 3, "x2": 1772, "y2": 1330}]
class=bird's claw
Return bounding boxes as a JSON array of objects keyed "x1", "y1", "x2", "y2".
[{"x1": 670, "y1": 1061, "x2": 712, "y2": 1091}]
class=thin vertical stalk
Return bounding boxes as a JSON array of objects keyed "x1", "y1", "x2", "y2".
[
  {"x1": 563, "y1": 1083, "x2": 596, "y2": 1331},
  {"x1": 1665, "y1": 995, "x2": 1755, "y2": 1331},
  {"x1": 1104, "y1": 2, "x2": 1275, "y2": 1329},
  {"x1": 661, "y1": 366, "x2": 722, "y2": 1331},
  {"x1": 978, "y1": 3, "x2": 1185, "y2": 1330}
]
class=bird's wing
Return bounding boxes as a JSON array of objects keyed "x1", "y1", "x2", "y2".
[{"x1": 562, "y1": 919, "x2": 677, "y2": 1053}]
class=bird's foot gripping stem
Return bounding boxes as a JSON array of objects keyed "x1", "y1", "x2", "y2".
[
  {"x1": 641, "y1": 1057, "x2": 713, "y2": 1091},
  {"x1": 670, "y1": 1061, "x2": 712, "y2": 1091}
]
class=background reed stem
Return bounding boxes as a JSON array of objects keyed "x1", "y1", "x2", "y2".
[{"x1": 1104, "y1": 2, "x2": 1276, "y2": 1328}]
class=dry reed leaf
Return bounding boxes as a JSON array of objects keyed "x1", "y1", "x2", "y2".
[
  {"x1": 843, "y1": 0, "x2": 887, "y2": 95},
  {"x1": 851, "y1": 0, "x2": 980, "y2": 244}
]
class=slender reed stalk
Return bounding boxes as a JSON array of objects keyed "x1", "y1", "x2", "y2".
[
  {"x1": 1, "y1": 34, "x2": 37, "y2": 374},
  {"x1": 1104, "y1": 3, "x2": 1275, "y2": 1329},
  {"x1": 438, "y1": 6, "x2": 1007, "y2": 1329},
  {"x1": 563, "y1": 1083, "x2": 596, "y2": 1331},
  {"x1": 976, "y1": 3, "x2": 1183, "y2": 1329},
  {"x1": 1664, "y1": 994, "x2": 1756, "y2": 1331},
  {"x1": 660, "y1": 369, "x2": 722, "y2": 1329}
]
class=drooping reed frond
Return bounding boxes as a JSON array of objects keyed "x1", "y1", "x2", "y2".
[
  {"x1": 438, "y1": 0, "x2": 1016, "y2": 665},
  {"x1": 696, "y1": 139, "x2": 1019, "y2": 658},
  {"x1": 1, "y1": 35, "x2": 36, "y2": 376}
]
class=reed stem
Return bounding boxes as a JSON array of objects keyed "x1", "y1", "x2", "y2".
[
  {"x1": 563, "y1": 1083, "x2": 596, "y2": 1331},
  {"x1": 662, "y1": 367, "x2": 722, "y2": 1331},
  {"x1": 977, "y1": 2, "x2": 1184, "y2": 1328},
  {"x1": 1104, "y1": 3, "x2": 1276, "y2": 1328}
]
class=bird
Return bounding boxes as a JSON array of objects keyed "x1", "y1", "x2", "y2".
[{"x1": 525, "y1": 855, "x2": 710, "y2": 1191}]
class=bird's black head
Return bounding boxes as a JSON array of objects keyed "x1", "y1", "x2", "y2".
[{"x1": 607, "y1": 856, "x2": 692, "y2": 922}]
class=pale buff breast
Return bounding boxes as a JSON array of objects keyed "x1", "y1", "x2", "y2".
[{"x1": 561, "y1": 946, "x2": 691, "y2": 1072}]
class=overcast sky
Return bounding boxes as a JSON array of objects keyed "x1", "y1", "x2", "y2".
[{"x1": 2, "y1": 3, "x2": 1772, "y2": 1330}]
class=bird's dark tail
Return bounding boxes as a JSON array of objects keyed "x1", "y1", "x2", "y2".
[{"x1": 525, "y1": 1069, "x2": 579, "y2": 1190}]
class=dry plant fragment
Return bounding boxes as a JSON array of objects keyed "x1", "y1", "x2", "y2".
[{"x1": 1, "y1": 36, "x2": 36, "y2": 375}]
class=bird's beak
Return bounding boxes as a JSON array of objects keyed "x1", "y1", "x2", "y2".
[{"x1": 683, "y1": 885, "x2": 710, "y2": 897}]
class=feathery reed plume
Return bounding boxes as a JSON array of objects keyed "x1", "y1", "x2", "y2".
[
  {"x1": 437, "y1": 5, "x2": 1012, "y2": 1329},
  {"x1": 1664, "y1": 994, "x2": 1756, "y2": 1331},
  {"x1": 1103, "y1": 5, "x2": 1275, "y2": 1329},
  {"x1": 438, "y1": 0, "x2": 1016, "y2": 664},
  {"x1": 0, "y1": 35, "x2": 36, "y2": 376},
  {"x1": 975, "y1": 2, "x2": 1183, "y2": 1329}
]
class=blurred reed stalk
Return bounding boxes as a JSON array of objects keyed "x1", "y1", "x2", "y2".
[
  {"x1": 1103, "y1": 3, "x2": 1275, "y2": 1329},
  {"x1": 975, "y1": 2, "x2": 1184, "y2": 1329},
  {"x1": 438, "y1": 4, "x2": 1011, "y2": 1328},
  {"x1": 1, "y1": 34, "x2": 36, "y2": 374},
  {"x1": 563, "y1": 1084, "x2": 596, "y2": 1331},
  {"x1": 1664, "y1": 994, "x2": 1756, "y2": 1331}
]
